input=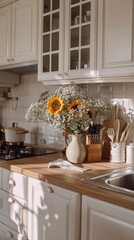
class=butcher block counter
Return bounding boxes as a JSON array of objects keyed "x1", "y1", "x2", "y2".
[{"x1": 0, "y1": 152, "x2": 134, "y2": 211}]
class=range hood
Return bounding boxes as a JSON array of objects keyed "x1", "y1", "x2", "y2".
[{"x1": 0, "y1": 71, "x2": 20, "y2": 87}]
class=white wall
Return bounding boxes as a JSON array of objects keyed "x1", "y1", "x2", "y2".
[{"x1": 1, "y1": 73, "x2": 134, "y2": 149}]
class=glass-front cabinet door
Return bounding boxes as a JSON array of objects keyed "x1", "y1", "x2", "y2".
[
  {"x1": 38, "y1": 0, "x2": 97, "y2": 83},
  {"x1": 38, "y1": 0, "x2": 65, "y2": 81},
  {"x1": 65, "y1": 0, "x2": 97, "y2": 80}
]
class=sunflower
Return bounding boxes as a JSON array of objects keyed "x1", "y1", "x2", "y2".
[
  {"x1": 67, "y1": 100, "x2": 83, "y2": 111},
  {"x1": 47, "y1": 96, "x2": 64, "y2": 115}
]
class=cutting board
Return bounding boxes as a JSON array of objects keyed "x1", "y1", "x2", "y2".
[{"x1": 102, "y1": 104, "x2": 127, "y2": 159}]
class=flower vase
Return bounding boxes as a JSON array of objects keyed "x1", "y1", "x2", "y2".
[{"x1": 66, "y1": 134, "x2": 86, "y2": 164}]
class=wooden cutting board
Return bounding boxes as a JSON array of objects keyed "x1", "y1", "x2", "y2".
[{"x1": 102, "y1": 104, "x2": 127, "y2": 159}]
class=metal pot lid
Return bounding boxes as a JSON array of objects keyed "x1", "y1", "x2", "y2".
[
  {"x1": 5, "y1": 126, "x2": 25, "y2": 131},
  {"x1": 5, "y1": 122, "x2": 27, "y2": 132}
]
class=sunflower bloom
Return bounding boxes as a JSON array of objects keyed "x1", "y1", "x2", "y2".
[
  {"x1": 67, "y1": 100, "x2": 83, "y2": 111},
  {"x1": 47, "y1": 96, "x2": 64, "y2": 115}
]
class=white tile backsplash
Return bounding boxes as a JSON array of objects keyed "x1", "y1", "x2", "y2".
[{"x1": 1, "y1": 73, "x2": 134, "y2": 149}]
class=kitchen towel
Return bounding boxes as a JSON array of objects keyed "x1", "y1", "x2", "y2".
[{"x1": 48, "y1": 158, "x2": 90, "y2": 172}]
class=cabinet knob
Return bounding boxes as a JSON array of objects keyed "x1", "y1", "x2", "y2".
[
  {"x1": 64, "y1": 72, "x2": 68, "y2": 76},
  {"x1": 8, "y1": 178, "x2": 16, "y2": 187},
  {"x1": 11, "y1": 58, "x2": 14, "y2": 61},
  {"x1": 47, "y1": 186, "x2": 54, "y2": 193},
  {"x1": 7, "y1": 58, "x2": 10, "y2": 61},
  {"x1": 8, "y1": 196, "x2": 15, "y2": 203},
  {"x1": 6, "y1": 231, "x2": 13, "y2": 238}
]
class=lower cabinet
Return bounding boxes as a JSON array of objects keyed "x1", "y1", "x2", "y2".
[
  {"x1": 81, "y1": 195, "x2": 134, "y2": 240},
  {"x1": 28, "y1": 178, "x2": 80, "y2": 240},
  {"x1": 0, "y1": 168, "x2": 134, "y2": 240}
]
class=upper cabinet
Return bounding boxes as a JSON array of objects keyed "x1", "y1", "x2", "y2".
[
  {"x1": 0, "y1": 0, "x2": 38, "y2": 67},
  {"x1": 38, "y1": 0, "x2": 97, "y2": 83},
  {"x1": 97, "y1": 0, "x2": 134, "y2": 78},
  {"x1": 39, "y1": 0, "x2": 134, "y2": 84}
]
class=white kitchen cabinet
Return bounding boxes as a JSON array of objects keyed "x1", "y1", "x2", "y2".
[
  {"x1": 38, "y1": 0, "x2": 97, "y2": 83},
  {"x1": 97, "y1": 0, "x2": 134, "y2": 78},
  {"x1": 81, "y1": 195, "x2": 134, "y2": 240},
  {"x1": 0, "y1": 0, "x2": 38, "y2": 67},
  {"x1": 28, "y1": 177, "x2": 80, "y2": 240}
]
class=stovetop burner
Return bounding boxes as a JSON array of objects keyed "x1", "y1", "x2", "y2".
[{"x1": 0, "y1": 142, "x2": 57, "y2": 160}]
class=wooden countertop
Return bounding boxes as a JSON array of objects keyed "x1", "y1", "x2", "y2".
[{"x1": 0, "y1": 153, "x2": 134, "y2": 210}]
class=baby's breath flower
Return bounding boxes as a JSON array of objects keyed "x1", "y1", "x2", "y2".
[{"x1": 25, "y1": 85, "x2": 111, "y2": 135}]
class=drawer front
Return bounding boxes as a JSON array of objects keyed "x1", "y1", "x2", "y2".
[
  {"x1": 0, "y1": 222, "x2": 18, "y2": 240},
  {"x1": 0, "y1": 189, "x2": 27, "y2": 233},
  {"x1": 0, "y1": 189, "x2": 10, "y2": 218},
  {"x1": 2, "y1": 169, "x2": 27, "y2": 200}
]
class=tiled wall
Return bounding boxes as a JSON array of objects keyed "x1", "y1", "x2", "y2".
[{"x1": 1, "y1": 73, "x2": 134, "y2": 149}]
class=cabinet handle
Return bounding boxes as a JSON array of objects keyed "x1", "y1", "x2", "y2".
[
  {"x1": 8, "y1": 178, "x2": 16, "y2": 187},
  {"x1": 8, "y1": 196, "x2": 15, "y2": 203},
  {"x1": 6, "y1": 231, "x2": 13, "y2": 238},
  {"x1": 47, "y1": 186, "x2": 54, "y2": 193}
]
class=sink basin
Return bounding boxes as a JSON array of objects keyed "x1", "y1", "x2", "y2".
[
  {"x1": 106, "y1": 173, "x2": 134, "y2": 191},
  {"x1": 81, "y1": 167, "x2": 134, "y2": 196}
]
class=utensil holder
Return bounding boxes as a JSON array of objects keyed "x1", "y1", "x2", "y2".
[
  {"x1": 85, "y1": 144, "x2": 103, "y2": 162},
  {"x1": 110, "y1": 142, "x2": 126, "y2": 163}
]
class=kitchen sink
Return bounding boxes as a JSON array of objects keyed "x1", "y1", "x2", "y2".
[{"x1": 81, "y1": 167, "x2": 134, "y2": 196}]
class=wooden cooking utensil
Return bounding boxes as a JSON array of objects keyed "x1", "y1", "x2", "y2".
[
  {"x1": 114, "y1": 119, "x2": 120, "y2": 142},
  {"x1": 123, "y1": 123, "x2": 133, "y2": 143},
  {"x1": 120, "y1": 123, "x2": 131, "y2": 142},
  {"x1": 103, "y1": 105, "x2": 116, "y2": 130}
]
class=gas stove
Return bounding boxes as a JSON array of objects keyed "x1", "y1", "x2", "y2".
[{"x1": 0, "y1": 142, "x2": 57, "y2": 160}]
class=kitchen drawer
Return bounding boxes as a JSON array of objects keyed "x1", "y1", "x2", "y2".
[
  {"x1": 0, "y1": 221, "x2": 18, "y2": 240},
  {"x1": 0, "y1": 189, "x2": 27, "y2": 233},
  {"x1": 2, "y1": 169, "x2": 28, "y2": 200}
]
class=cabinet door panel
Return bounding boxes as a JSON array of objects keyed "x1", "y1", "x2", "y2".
[
  {"x1": 12, "y1": 0, "x2": 38, "y2": 62},
  {"x1": 64, "y1": 0, "x2": 97, "y2": 80},
  {"x1": 0, "y1": 5, "x2": 11, "y2": 65},
  {"x1": 90, "y1": 211, "x2": 134, "y2": 240},
  {"x1": 104, "y1": 0, "x2": 132, "y2": 65},
  {"x1": 28, "y1": 178, "x2": 80, "y2": 240},
  {"x1": 38, "y1": 0, "x2": 97, "y2": 83},
  {"x1": 97, "y1": 0, "x2": 134, "y2": 77},
  {"x1": 38, "y1": 0, "x2": 64, "y2": 81},
  {"x1": 81, "y1": 196, "x2": 134, "y2": 240}
]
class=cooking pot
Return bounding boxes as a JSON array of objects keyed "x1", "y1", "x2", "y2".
[{"x1": 1, "y1": 122, "x2": 29, "y2": 142}]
